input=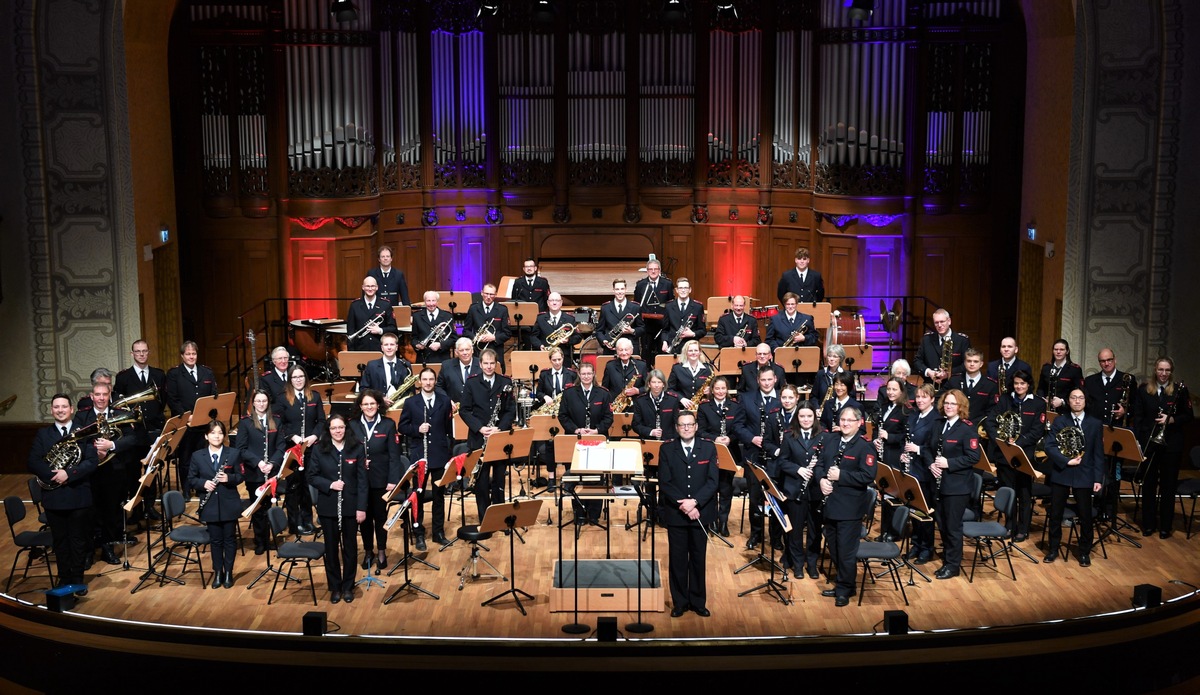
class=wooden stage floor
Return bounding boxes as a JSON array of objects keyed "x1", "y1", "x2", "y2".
[{"x1": 3, "y1": 473, "x2": 1197, "y2": 640}]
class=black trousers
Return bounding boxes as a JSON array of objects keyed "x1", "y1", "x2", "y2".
[
  {"x1": 716, "y1": 468, "x2": 734, "y2": 527},
  {"x1": 665, "y1": 522, "x2": 708, "y2": 609},
  {"x1": 1141, "y1": 450, "x2": 1181, "y2": 532},
  {"x1": 360, "y1": 486, "x2": 389, "y2": 556},
  {"x1": 320, "y1": 514, "x2": 358, "y2": 592},
  {"x1": 243, "y1": 480, "x2": 270, "y2": 549},
  {"x1": 46, "y1": 506, "x2": 92, "y2": 585},
  {"x1": 285, "y1": 473, "x2": 314, "y2": 532},
  {"x1": 1048, "y1": 483, "x2": 1095, "y2": 553},
  {"x1": 784, "y1": 497, "x2": 820, "y2": 571},
  {"x1": 823, "y1": 517, "x2": 859, "y2": 598},
  {"x1": 92, "y1": 463, "x2": 127, "y2": 548},
  {"x1": 474, "y1": 461, "x2": 508, "y2": 521},
  {"x1": 416, "y1": 469, "x2": 446, "y2": 539},
  {"x1": 206, "y1": 519, "x2": 237, "y2": 577},
  {"x1": 912, "y1": 479, "x2": 937, "y2": 552},
  {"x1": 997, "y1": 462, "x2": 1034, "y2": 535},
  {"x1": 935, "y1": 493, "x2": 968, "y2": 571}
]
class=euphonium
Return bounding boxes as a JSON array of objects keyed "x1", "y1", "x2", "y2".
[
  {"x1": 543, "y1": 322, "x2": 576, "y2": 349},
  {"x1": 386, "y1": 371, "x2": 420, "y2": 411}
]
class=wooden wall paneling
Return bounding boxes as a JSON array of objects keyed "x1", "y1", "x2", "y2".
[
  {"x1": 707, "y1": 226, "x2": 759, "y2": 301},
  {"x1": 497, "y1": 226, "x2": 530, "y2": 286},
  {"x1": 767, "y1": 231, "x2": 803, "y2": 306},
  {"x1": 664, "y1": 226, "x2": 694, "y2": 295},
  {"x1": 862, "y1": 236, "x2": 905, "y2": 369},
  {"x1": 912, "y1": 235, "x2": 991, "y2": 357},
  {"x1": 337, "y1": 238, "x2": 371, "y2": 320},
  {"x1": 433, "y1": 227, "x2": 489, "y2": 293},
  {"x1": 198, "y1": 238, "x2": 278, "y2": 376},
  {"x1": 1016, "y1": 239, "x2": 1044, "y2": 363},
  {"x1": 390, "y1": 230, "x2": 426, "y2": 305},
  {"x1": 291, "y1": 239, "x2": 336, "y2": 320},
  {"x1": 823, "y1": 235, "x2": 857, "y2": 300}
]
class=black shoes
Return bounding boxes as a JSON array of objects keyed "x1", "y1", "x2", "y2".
[
  {"x1": 212, "y1": 572, "x2": 223, "y2": 589},
  {"x1": 362, "y1": 555, "x2": 373, "y2": 570},
  {"x1": 101, "y1": 548, "x2": 120, "y2": 566},
  {"x1": 432, "y1": 532, "x2": 448, "y2": 545},
  {"x1": 343, "y1": 590, "x2": 354, "y2": 603},
  {"x1": 935, "y1": 567, "x2": 960, "y2": 580},
  {"x1": 331, "y1": 591, "x2": 341, "y2": 604},
  {"x1": 223, "y1": 572, "x2": 234, "y2": 589},
  {"x1": 1043, "y1": 550, "x2": 1058, "y2": 563},
  {"x1": 834, "y1": 596, "x2": 850, "y2": 607},
  {"x1": 415, "y1": 533, "x2": 428, "y2": 551},
  {"x1": 297, "y1": 524, "x2": 315, "y2": 535},
  {"x1": 693, "y1": 607, "x2": 711, "y2": 617},
  {"x1": 1013, "y1": 532, "x2": 1029, "y2": 542},
  {"x1": 913, "y1": 551, "x2": 933, "y2": 565},
  {"x1": 821, "y1": 589, "x2": 838, "y2": 598},
  {"x1": 670, "y1": 605, "x2": 689, "y2": 617},
  {"x1": 745, "y1": 533, "x2": 762, "y2": 550},
  {"x1": 718, "y1": 522, "x2": 731, "y2": 537},
  {"x1": 807, "y1": 566, "x2": 820, "y2": 580},
  {"x1": 1160, "y1": 530, "x2": 1171, "y2": 539},
  {"x1": 254, "y1": 544, "x2": 266, "y2": 556},
  {"x1": 1142, "y1": 527, "x2": 1157, "y2": 537},
  {"x1": 1079, "y1": 553, "x2": 1092, "y2": 567}
]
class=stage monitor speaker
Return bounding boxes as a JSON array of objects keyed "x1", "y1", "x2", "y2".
[
  {"x1": 883, "y1": 609, "x2": 909, "y2": 635},
  {"x1": 303, "y1": 611, "x2": 328, "y2": 636},
  {"x1": 597, "y1": 616, "x2": 618, "y2": 642},
  {"x1": 1132, "y1": 584, "x2": 1162, "y2": 608}
]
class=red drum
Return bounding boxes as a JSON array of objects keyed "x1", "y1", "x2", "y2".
[
  {"x1": 828, "y1": 312, "x2": 866, "y2": 346},
  {"x1": 289, "y1": 319, "x2": 347, "y2": 361},
  {"x1": 750, "y1": 304, "x2": 780, "y2": 320}
]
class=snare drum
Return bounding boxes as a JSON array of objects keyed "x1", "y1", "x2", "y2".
[{"x1": 828, "y1": 312, "x2": 866, "y2": 346}]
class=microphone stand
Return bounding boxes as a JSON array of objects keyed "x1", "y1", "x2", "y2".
[{"x1": 562, "y1": 485, "x2": 590, "y2": 635}]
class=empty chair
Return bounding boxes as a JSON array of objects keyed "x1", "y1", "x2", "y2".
[
  {"x1": 266, "y1": 506, "x2": 324, "y2": 605},
  {"x1": 855, "y1": 504, "x2": 910, "y2": 606},
  {"x1": 4, "y1": 496, "x2": 55, "y2": 593},
  {"x1": 161, "y1": 490, "x2": 211, "y2": 587},
  {"x1": 963, "y1": 486, "x2": 1017, "y2": 582}
]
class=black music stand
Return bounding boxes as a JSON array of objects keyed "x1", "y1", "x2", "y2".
[
  {"x1": 737, "y1": 463, "x2": 792, "y2": 604},
  {"x1": 440, "y1": 450, "x2": 484, "y2": 552},
  {"x1": 891, "y1": 469, "x2": 936, "y2": 582},
  {"x1": 383, "y1": 498, "x2": 440, "y2": 604},
  {"x1": 479, "y1": 499, "x2": 543, "y2": 615},
  {"x1": 993, "y1": 441, "x2": 1049, "y2": 564},
  {"x1": 385, "y1": 461, "x2": 439, "y2": 574},
  {"x1": 502, "y1": 301, "x2": 540, "y2": 352},
  {"x1": 482, "y1": 428, "x2": 535, "y2": 543},
  {"x1": 1099, "y1": 426, "x2": 1144, "y2": 546},
  {"x1": 560, "y1": 484, "x2": 591, "y2": 635},
  {"x1": 625, "y1": 476, "x2": 656, "y2": 634},
  {"x1": 703, "y1": 443, "x2": 736, "y2": 548}
]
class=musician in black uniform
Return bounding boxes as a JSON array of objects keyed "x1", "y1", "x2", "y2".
[
  {"x1": 875, "y1": 377, "x2": 913, "y2": 542},
  {"x1": 713, "y1": 295, "x2": 760, "y2": 349},
  {"x1": 739, "y1": 343, "x2": 786, "y2": 395},
  {"x1": 307, "y1": 414, "x2": 367, "y2": 604},
  {"x1": 948, "y1": 349, "x2": 999, "y2": 423},
  {"x1": 234, "y1": 389, "x2": 285, "y2": 554},
  {"x1": 511, "y1": 257, "x2": 551, "y2": 313},
  {"x1": 697, "y1": 376, "x2": 744, "y2": 537},
  {"x1": 657, "y1": 411, "x2": 718, "y2": 617},
  {"x1": 596, "y1": 279, "x2": 645, "y2": 355},
  {"x1": 346, "y1": 276, "x2": 397, "y2": 353},
  {"x1": 820, "y1": 372, "x2": 863, "y2": 434},
  {"x1": 412, "y1": 291, "x2": 454, "y2": 365},
  {"x1": 1036, "y1": 338, "x2": 1085, "y2": 417},
  {"x1": 399, "y1": 368, "x2": 454, "y2": 545},
  {"x1": 735, "y1": 366, "x2": 783, "y2": 549},
  {"x1": 349, "y1": 390, "x2": 403, "y2": 563},
  {"x1": 774, "y1": 400, "x2": 824, "y2": 578},
  {"x1": 279, "y1": 365, "x2": 325, "y2": 535},
  {"x1": 165, "y1": 340, "x2": 218, "y2": 491},
  {"x1": 459, "y1": 349, "x2": 516, "y2": 520},
  {"x1": 986, "y1": 337, "x2": 1033, "y2": 398},
  {"x1": 28, "y1": 394, "x2": 98, "y2": 592},
  {"x1": 534, "y1": 348, "x2": 577, "y2": 407},
  {"x1": 1083, "y1": 348, "x2": 1136, "y2": 425},
  {"x1": 902, "y1": 384, "x2": 939, "y2": 563},
  {"x1": 815, "y1": 405, "x2": 875, "y2": 606},
  {"x1": 633, "y1": 258, "x2": 672, "y2": 359},
  {"x1": 262, "y1": 346, "x2": 292, "y2": 409},
  {"x1": 558, "y1": 362, "x2": 612, "y2": 523},
  {"x1": 766, "y1": 293, "x2": 818, "y2": 350},
  {"x1": 366, "y1": 245, "x2": 411, "y2": 308},
  {"x1": 668, "y1": 341, "x2": 712, "y2": 410},
  {"x1": 632, "y1": 370, "x2": 682, "y2": 441},
  {"x1": 75, "y1": 367, "x2": 112, "y2": 413},
  {"x1": 73, "y1": 381, "x2": 141, "y2": 566},
  {"x1": 813, "y1": 345, "x2": 846, "y2": 404},
  {"x1": 1043, "y1": 389, "x2": 1105, "y2": 565},
  {"x1": 113, "y1": 339, "x2": 166, "y2": 522},
  {"x1": 531, "y1": 292, "x2": 582, "y2": 364},
  {"x1": 913, "y1": 309, "x2": 970, "y2": 387},
  {"x1": 462, "y1": 284, "x2": 512, "y2": 368},
  {"x1": 924, "y1": 388, "x2": 981, "y2": 580},
  {"x1": 660, "y1": 278, "x2": 706, "y2": 354},
  {"x1": 1134, "y1": 357, "x2": 1193, "y2": 538},
  {"x1": 188, "y1": 420, "x2": 243, "y2": 588},
  {"x1": 874, "y1": 359, "x2": 917, "y2": 411},
  {"x1": 602, "y1": 337, "x2": 647, "y2": 404},
  {"x1": 437, "y1": 338, "x2": 481, "y2": 403},
  {"x1": 983, "y1": 370, "x2": 1044, "y2": 541},
  {"x1": 776, "y1": 246, "x2": 825, "y2": 304},
  {"x1": 358, "y1": 333, "x2": 412, "y2": 408}
]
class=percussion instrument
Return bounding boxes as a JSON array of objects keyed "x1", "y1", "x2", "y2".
[
  {"x1": 289, "y1": 319, "x2": 347, "y2": 362},
  {"x1": 828, "y1": 312, "x2": 866, "y2": 346},
  {"x1": 750, "y1": 305, "x2": 779, "y2": 320}
]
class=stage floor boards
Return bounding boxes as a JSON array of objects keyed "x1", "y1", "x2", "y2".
[{"x1": 3, "y1": 473, "x2": 1197, "y2": 640}]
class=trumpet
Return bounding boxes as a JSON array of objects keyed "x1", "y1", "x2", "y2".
[
  {"x1": 781, "y1": 324, "x2": 808, "y2": 348},
  {"x1": 348, "y1": 311, "x2": 386, "y2": 342},
  {"x1": 543, "y1": 322, "x2": 577, "y2": 350},
  {"x1": 386, "y1": 371, "x2": 420, "y2": 411},
  {"x1": 666, "y1": 315, "x2": 693, "y2": 354},
  {"x1": 602, "y1": 313, "x2": 635, "y2": 350}
]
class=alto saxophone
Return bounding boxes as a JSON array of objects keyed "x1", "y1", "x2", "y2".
[
  {"x1": 533, "y1": 392, "x2": 563, "y2": 416},
  {"x1": 686, "y1": 371, "x2": 717, "y2": 412},
  {"x1": 610, "y1": 368, "x2": 640, "y2": 413}
]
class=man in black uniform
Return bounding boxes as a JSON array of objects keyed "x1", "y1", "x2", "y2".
[
  {"x1": 399, "y1": 368, "x2": 455, "y2": 545},
  {"x1": 74, "y1": 381, "x2": 142, "y2": 566},
  {"x1": 914, "y1": 308, "x2": 970, "y2": 387},
  {"x1": 713, "y1": 295, "x2": 760, "y2": 349},
  {"x1": 358, "y1": 333, "x2": 412, "y2": 408},
  {"x1": 657, "y1": 411, "x2": 718, "y2": 617},
  {"x1": 262, "y1": 346, "x2": 292, "y2": 409},
  {"x1": 986, "y1": 337, "x2": 1032, "y2": 398},
  {"x1": 557, "y1": 361, "x2": 612, "y2": 523},
  {"x1": 437, "y1": 338, "x2": 481, "y2": 404},
  {"x1": 601, "y1": 337, "x2": 647, "y2": 404},
  {"x1": 113, "y1": 339, "x2": 167, "y2": 521},
  {"x1": 739, "y1": 343, "x2": 786, "y2": 395},
  {"x1": 948, "y1": 349, "x2": 999, "y2": 423},
  {"x1": 463, "y1": 283, "x2": 512, "y2": 368},
  {"x1": 366, "y1": 245, "x2": 410, "y2": 308},
  {"x1": 660, "y1": 277, "x2": 706, "y2": 354},
  {"x1": 776, "y1": 246, "x2": 825, "y2": 304},
  {"x1": 633, "y1": 258, "x2": 672, "y2": 359},
  {"x1": 596, "y1": 279, "x2": 645, "y2": 356},
  {"x1": 1043, "y1": 389, "x2": 1105, "y2": 566},
  {"x1": 165, "y1": 340, "x2": 218, "y2": 495},
  {"x1": 736, "y1": 367, "x2": 783, "y2": 549},
  {"x1": 346, "y1": 276, "x2": 397, "y2": 353},
  {"x1": 459, "y1": 349, "x2": 516, "y2": 520},
  {"x1": 765, "y1": 293, "x2": 818, "y2": 350},
  {"x1": 814, "y1": 405, "x2": 875, "y2": 606},
  {"x1": 412, "y1": 291, "x2": 454, "y2": 365},
  {"x1": 28, "y1": 394, "x2": 99, "y2": 593},
  {"x1": 1083, "y1": 348, "x2": 1136, "y2": 425},
  {"x1": 530, "y1": 292, "x2": 582, "y2": 364},
  {"x1": 511, "y1": 257, "x2": 551, "y2": 313}
]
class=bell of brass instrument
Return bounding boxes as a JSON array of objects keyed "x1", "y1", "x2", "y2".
[
  {"x1": 781, "y1": 324, "x2": 808, "y2": 348},
  {"x1": 995, "y1": 409, "x2": 1021, "y2": 443},
  {"x1": 1148, "y1": 381, "x2": 1185, "y2": 447},
  {"x1": 419, "y1": 319, "x2": 455, "y2": 350},
  {"x1": 516, "y1": 380, "x2": 535, "y2": 425},
  {"x1": 386, "y1": 371, "x2": 420, "y2": 411},
  {"x1": 602, "y1": 313, "x2": 635, "y2": 349},
  {"x1": 112, "y1": 386, "x2": 158, "y2": 412},
  {"x1": 1115, "y1": 373, "x2": 1133, "y2": 426},
  {"x1": 543, "y1": 322, "x2": 577, "y2": 349},
  {"x1": 472, "y1": 320, "x2": 497, "y2": 348},
  {"x1": 348, "y1": 311, "x2": 386, "y2": 341},
  {"x1": 91, "y1": 409, "x2": 142, "y2": 464},
  {"x1": 1055, "y1": 423, "x2": 1086, "y2": 458}
]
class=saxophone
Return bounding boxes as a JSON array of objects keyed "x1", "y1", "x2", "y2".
[
  {"x1": 386, "y1": 371, "x2": 420, "y2": 411},
  {"x1": 609, "y1": 367, "x2": 640, "y2": 414},
  {"x1": 533, "y1": 392, "x2": 563, "y2": 416},
  {"x1": 686, "y1": 372, "x2": 717, "y2": 412},
  {"x1": 818, "y1": 370, "x2": 837, "y2": 417}
]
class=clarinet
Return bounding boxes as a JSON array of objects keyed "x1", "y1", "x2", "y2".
[
  {"x1": 820, "y1": 438, "x2": 848, "y2": 512},
  {"x1": 583, "y1": 387, "x2": 592, "y2": 431},
  {"x1": 757, "y1": 401, "x2": 769, "y2": 462},
  {"x1": 296, "y1": 391, "x2": 307, "y2": 470},
  {"x1": 934, "y1": 426, "x2": 947, "y2": 494},
  {"x1": 336, "y1": 447, "x2": 345, "y2": 533},
  {"x1": 718, "y1": 405, "x2": 727, "y2": 439},
  {"x1": 653, "y1": 398, "x2": 662, "y2": 439},
  {"x1": 800, "y1": 438, "x2": 822, "y2": 496},
  {"x1": 898, "y1": 418, "x2": 912, "y2": 476},
  {"x1": 197, "y1": 452, "x2": 226, "y2": 513}
]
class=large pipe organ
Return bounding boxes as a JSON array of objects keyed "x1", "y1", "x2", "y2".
[{"x1": 171, "y1": 0, "x2": 1025, "y2": 374}]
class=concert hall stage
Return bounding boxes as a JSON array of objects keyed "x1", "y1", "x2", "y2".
[{"x1": 2, "y1": 474, "x2": 1198, "y2": 691}]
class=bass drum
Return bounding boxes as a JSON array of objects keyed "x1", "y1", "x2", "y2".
[{"x1": 828, "y1": 312, "x2": 866, "y2": 346}]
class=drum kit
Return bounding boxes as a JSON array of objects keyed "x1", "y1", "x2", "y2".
[{"x1": 288, "y1": 318, "x2": 348, "y2": 380}]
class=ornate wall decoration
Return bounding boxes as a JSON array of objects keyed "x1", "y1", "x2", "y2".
[
  {"x1": 501, "y1": 159, "x2": 555, "y2": 188},
  {"x1": 288, "y1": 165, "x2": 379, "y2": 197},
  {"x1": 814, "y1": 162, "x2": 904, "y2": 196},
  {"x1": 638, "y1": 158, "x2": 693, "y2": 188},
  {"x1": 568, "y1": 157, "x2": 625, "y2": 186}
]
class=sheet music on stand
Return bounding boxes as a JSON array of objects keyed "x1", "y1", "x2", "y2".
[{"x1": 574, "y1": 442, "x2": 642, "y2": 474}]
